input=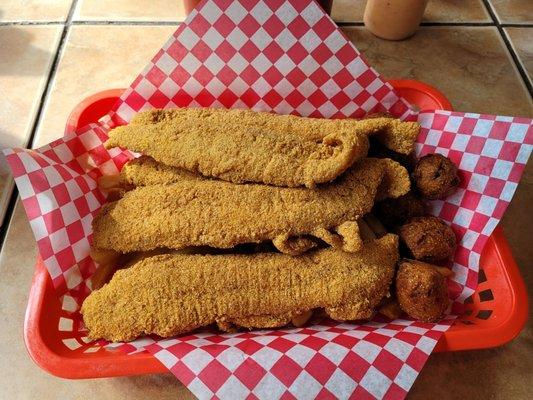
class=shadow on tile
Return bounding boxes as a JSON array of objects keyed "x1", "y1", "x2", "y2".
[{"x1": 0, "y1": 24, "x2": 55, "y2": 76}]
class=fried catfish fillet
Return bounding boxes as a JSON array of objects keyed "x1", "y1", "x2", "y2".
[
  {"x1": 92, "y1": 158, "x2": 409, "y2": 254},
  {"x1": 105, "y1": 108, "x2": 418, "y2": 187},
  {"x1": 118, "y1": 156, "x2": 201, "y2": 189},
  {"x1": 82, "y1": 234, "x2": 399, "y2": 342},
  {"x1": 106, "y1": 108, "x2": 370, "y2": 188},
  {"x1": 116, "y1": 155, "x2": 410, "y2": 200}
]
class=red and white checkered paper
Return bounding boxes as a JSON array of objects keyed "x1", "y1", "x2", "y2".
[{"x1": 3, "y1": 1, "x2": 532, "y2": 399}]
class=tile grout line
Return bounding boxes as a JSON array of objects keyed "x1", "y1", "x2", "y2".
[
  {"x1": 0, "y1": 20, "x2": 185, "y2": 26},
  {"x1": 0, "y1": 21, "x2": 64, "y2": 25},
  {"x1": 499, "y1": 29, "x2": 533, "y2": 95},
  {"x1": 500, "y1": 23, "x2": 533, "y2": 28},
  {"x1": 71, "y1": 20, "x2": 185, "y2": 26},
  {"x1": 0, "y1": 0, "x2": 79, "y2": 249},
  {"x1": 481, "y1": 0, "x2": 533, "y2": 96},
  {"x1": 420, "y1": 22, "x2": 494, "y2": 26},
  {"x1": 27, "y1": 0, "x2": 79, "y2": 148}
]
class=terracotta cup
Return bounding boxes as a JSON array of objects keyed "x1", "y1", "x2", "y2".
[
  {"x1": 364, "y1": 0, "x2": 429, "y2": 40},
  {"x1": 183, "y1": 0, "x2": 201, "y2": 15}
]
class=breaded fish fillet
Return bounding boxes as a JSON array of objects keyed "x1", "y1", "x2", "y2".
[
  {"x1": 82, "y1": 234, "x2": 399, "y2": 342},
  {"x1": 119, "y1": 156, "x2": 201, "y2": 188},
  {"x1": 116, "y1": 156, "x2": 408, "y2": 253},
  {"x1": 118, "y1": 155, "x2": 409, "y2": 200},
  {"x1": 105, "y1": 108, "x2": 418, "y2": 187},
  {"x1": 365, "y1": 112, "x2": 420, "y2": 155},
  {"x1": 92, "y1": 158, "x2": 409, "y2": 254},
  {"x1": 106, "y1": 108, "x2": 370, "y2": 188}
]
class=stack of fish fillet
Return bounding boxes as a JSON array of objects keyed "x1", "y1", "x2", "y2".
[{"x1": 81, "y1": 108, "x2": 419, "y2": 342}]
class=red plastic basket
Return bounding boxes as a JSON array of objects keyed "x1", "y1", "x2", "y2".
[{"x1": 24, "y1": 80, "x2": 528, "y2": 378}]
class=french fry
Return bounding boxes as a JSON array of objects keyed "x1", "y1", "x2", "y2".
[
  {"x1": 90, "y1": 248, "x2": 120, "y2": 265},
  {"x1": 379, "y1": 297, "x2": 403, "y2": 320},
  {"x1": 90, "y1": 263, "x2": 119, "y2": 290},
  {"x1": 106, "y1": 188, "x2": 125, "y2": 201},
  {"x1": 358, "y1": 219, "x2": 376, "y2": 241},
  {"x1": 363, "y1": 214, "x2": 387, "y2": 238},
  {"x1": 89, "y1": 249, "x2": 122, "y2": 289},
  {"x1": 291, "y1": 310, "x2": 313, "y2": 327},
  {"x1": 97, "y1": 174, "x2": 121, "y2": 191},
  {"x1": 433, "y1": 265, "x2": 454, "y2": 277}
]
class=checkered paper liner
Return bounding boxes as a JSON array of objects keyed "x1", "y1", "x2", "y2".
[
  {"x1": 107, "y1": 0, "x2": 416, "y2": 124},
  {"x1": 3, "y1": 0, "x2": 532, "y2": 399}
]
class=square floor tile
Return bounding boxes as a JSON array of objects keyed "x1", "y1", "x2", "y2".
[
  {"x1": 33, "y1": 25, "x2": 177, "y2": 147},
  {"x1": 488, "y1": 0, "x2": 533, "y2": 23},
  {"x1": 332, "y1": 0, "x2": 491, "y2": 23},
  {"x1": 342, "y1": 26, "x2": 533, "y2": 117},
  {"x1": 0, "y1": 0, "x2": 72, "y2": 22},
  {"x1": 74, "y1": 0, "x2": 187, "y2": 22},
  {"x1": 0, "y1": 26, "x2": 62, "y2": 225}
]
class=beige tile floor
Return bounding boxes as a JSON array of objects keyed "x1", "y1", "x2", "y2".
[
  {"x1": 33, "y1": 25, "x2": 176, "y2": 147},
  {"x1": 0, "y1": 0, "x2": 73, "y2": 22},
  {"x1": 73, "y1": 0, "x2": 187, "y2": 22},
  {"x1": 488, "y1": 0, "x2": 533, "y2": 23},
  {"x1": 332, "y1": 0, "x2": 492, "y2": 23},
  {"x1": 343, "y1": 26, "x2": 533, "y2": 117},
  {"x1": 0, "y1": 1, "x2": 532, "y2": 399},
  {"x1": 0, "y1": 26, "x2": 62, "y2": 225}
]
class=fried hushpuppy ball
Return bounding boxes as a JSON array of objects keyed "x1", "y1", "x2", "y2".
[
  {"x1": 399, "y1": 216, "x2": 456, "y2": 262},
  {"x1": 412, "y1": 153, "x2": 460, "y2": 199},
  {"x1": 375, "y1": 192, "x2": 426, "y2": 227},
  {"x1": 396, "y1": 259, "x2": 449, "y2": 322}
]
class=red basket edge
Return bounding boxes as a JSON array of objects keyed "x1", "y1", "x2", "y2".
[
  {"x1": 24, "y1": 259, "x2": 167, "y2": 378},
  {"x1": 434, "y1": 227, "x2": 529, "y2": 352}
]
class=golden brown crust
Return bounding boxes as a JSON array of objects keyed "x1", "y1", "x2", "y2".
[
  {"x1": 106, "y1": 108, "x2": 373, "y2": 188},
  {"x1": 366, "y1": 114, "x2": 420, "y2": 155},
  {"x1": 375, "y1": 157, "x2": 411, "y2": 201},
  {"x1": 398, "y1": 216, "x2": 456, "y2": 262},
  {"x1": 335, "y1": 221, "x2": 363, "y2": 252},
  {"x1": 81, "y1": 235, "x2": 399, "y2": 342},
  {"x1": 312, "y1": 221, "x2": 363, "y2": 252},
  {"x1": 216, "y1": 313, "x2": 301, "y2": 332},
  {"x1": 229, "y1": 314, "x2": 294, "y2": 330},
  {"x1": 92, "y1": 158, "x2": 408, "y2": 253},
  {"x1": 120, "y1": 156, "x2": 201, "y2": 188},
  {"x1": 272, "y1": 234, "x2": 317, "y2": 256},
  {"x1": 106, "y1": 108, "x2": 419, "y2": 187},
  {"x1": 396, "y1": 259, "x2": 449, "y2": 322},
  {"x1": 119, "y1": 155, "x2": 410, "y2": 203}
]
